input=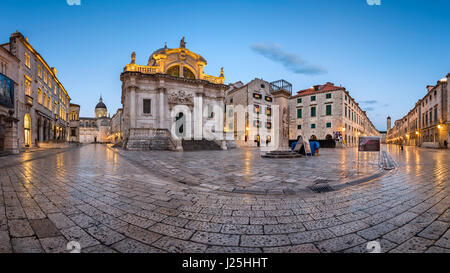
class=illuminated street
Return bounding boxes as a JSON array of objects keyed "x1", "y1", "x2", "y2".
[{"x1": 0, "y1": 144, "x2": 448, "y2": 253}]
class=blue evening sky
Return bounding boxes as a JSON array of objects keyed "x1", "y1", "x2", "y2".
[{"x1": 1, "y1": 0, "x2": 449, "y2": 130}]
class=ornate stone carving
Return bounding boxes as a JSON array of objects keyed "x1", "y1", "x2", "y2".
[
  {"x1": 282, "y1": 107, "x2": 289, "y2": 139},
  {"x1": 168, "y1": 90, "x2": 193, "y2": 107}
]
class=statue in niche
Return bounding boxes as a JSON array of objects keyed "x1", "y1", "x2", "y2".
[{"x1": 131, "y1": 52, "x2": 136, "y2": 64}]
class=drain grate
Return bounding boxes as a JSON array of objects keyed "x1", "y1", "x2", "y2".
[{"x1": 309, "y1": 184, "x2": 334, "y2": 193}]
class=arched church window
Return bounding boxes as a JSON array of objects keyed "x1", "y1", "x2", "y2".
[
  {"x1": 183, "y1": 67, "x2": 195, "y2": 79},
  {"x1": 167, "y1": 65, "x2": 180, "y2": 77}
]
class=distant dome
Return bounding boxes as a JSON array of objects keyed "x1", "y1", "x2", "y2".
[
  {"x1": 95, "y1": 96, "x2": 107, "y2": 109},
  {"x1": 95, "y1": 101, "x2": 106, "y2": 109}
]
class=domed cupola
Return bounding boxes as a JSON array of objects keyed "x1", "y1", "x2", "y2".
[{"x1": 95, "y1": 95, "x2": 107, "y2": 118}]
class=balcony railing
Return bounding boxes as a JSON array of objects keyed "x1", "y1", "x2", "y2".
[
  {"x1": 124, "y1": 64, "x2": 225, "y2": 85},
  {"x1": 25, "y1": 95, "x2": 33, "y2": 106}
]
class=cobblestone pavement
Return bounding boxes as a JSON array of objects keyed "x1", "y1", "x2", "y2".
[
  {"x1": 114, "y1": 147, "x2": 382, "y2": 194},
  {"x1": 0, "y1": 144, "x2": 448, "y2": 253}
]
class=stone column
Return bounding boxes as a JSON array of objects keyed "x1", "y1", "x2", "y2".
[
  {"x1": 272, "y1": 90, "x2": 291, "y2": 151},
  {"x1": 194, "y1": 87, "x2": 204, "y2": 140},
  {"x1": 158, "y1": 87, "x2": 166, "y2": 129},
  {"x1": 4, "y1": 116, "x2": 19, "y2": 154},
  {"x1": 129, "y1": 86, "x2": 137, "y2": 128}
]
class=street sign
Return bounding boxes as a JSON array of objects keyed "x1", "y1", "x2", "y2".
[{"x1": 358, "y1": 136, "x2": 381, "y2": 152}]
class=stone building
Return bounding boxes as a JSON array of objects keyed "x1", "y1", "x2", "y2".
[
  {"x1": 79, "y1": 96, "x2": 111, "y2": 143},
  {"x1": 0, "y1": 44, "x2": 20, "y2": 154},
  {"x1": 1, "y1": 32, "x2": 71, "y2": 150},
  {"x1": 387, "y1": 73, "x2": 449, "y2": 148},
  {"x1": 109, "y1": 108, "x2": 123, "y2": 144},
  {"x1": 69, "y1": 103, "x2": 80, "y2": 142},
  {"x1": 226, "y1": 78, "x2": 291, "y2": 147},
  {"x1": 120, "y1": 37, "x2": 228, "y2": 151},
  {"x1": 289, "y1": 82, "x2": 379, "y2": 147}
]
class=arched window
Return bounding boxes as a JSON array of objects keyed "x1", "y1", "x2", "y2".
[
  {"x1": 24, "y1": 113, "x2": 31, "y2": 147},
  {"x1": 310, "y1": 135, "x2": 317, "y2": 141},
  {"x1": 326, "y1": 134, "x2": 333, "y2": 140},
  {"x1": 183, "y1": 67, "x2": 195, "y2": 79},
  {"x1": 166, "y1": 65, "x2": 180, "y2": 77},
  {"x1": 43, "y1": 93, "x2": 47, "y2": 107},
  {"x1": 38, "y1": 88, "x2": 43, "y2": 104}
]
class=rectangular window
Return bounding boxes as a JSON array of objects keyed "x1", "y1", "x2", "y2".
[
  {"x1": 311, "y1": 106, "x2": 316, "y2": 117},
  {"x1": 24, "y1": 52, "x2": 31, "y2": 68},
  {"x1": 326, "y1": 122, "x2": 332, "y2": 128},
  {"x1": 24, "y1": 79, "x2": 31, "y2": 96},
  {"x1": 229, "y1": 98, "x2": 233, "y2": 103},
  {"x1": 297, "y1": 124, "x2": 302, "y2": 130},
  {"x1": 345, "y1": 95, "x2": 348, "y2": 101},
  {"x1": 311, "y1": 96, "x2": 316, "y2": 102},
  {"x1": 143, "y1": 99, "x2": 151, "y2": 114},
  {"x1": 326, "y1": 93, "x2": 332, "y2": 99},
  {"x1": 266, "y1": 107, "x2": 272, "y2": 116},
  {"x1": 254, "y1": 104, "x2": 260, "y2": 114},
  {"x1": 434, "y1": 107, "x2": 438, "y2": 123},
  {"x1": 266, "y1": 122, "x2": 272, "y2": 129},
  {"x1": 38, "y1": 65, "x2": 42, "y2": 78},
  {"x1": 311, "y1": 124, "x2": 316, "y2": 129},
  {"x1": 326, "y1": 104, "x2": 332, "y2": 116},
  {"x1": 297, "y1": 98, "x2": 302, "y2": 104},
  {"x1": 297, "y1": 108, "x2": 302, "y2": 119},
  {"x1": 253, "y1": 93, "x2": 262, "y2": 99},
  {"x1": 253, "y1": 120, "x2": 260, "y2": 128}
]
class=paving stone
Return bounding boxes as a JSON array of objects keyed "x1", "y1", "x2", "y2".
[
  {"x1": 289, "y1": 229, "x2": 335, "y2": 244},
  {"x1": 86, "y1": 224, "x2": 126, "y2": 245},
  {"x1": 303, "y1": 217, "x2": 343, "y2": 230},
  {"x1": 263, "y1": 223, "x2": 305, "y2": 234},
  {"x1": 383, "y1": 223, "x2": 424, "y2": 244},
  {"x1": 316, "y1": 234, "x2": 366, "y2": 252},
  {"x1": 119, "y1": 213, "x2": 156, "y2": 229},
  {"x1": 205, "y1": 246, "x2": 262, "y2": 253},
  {"x1": 29, "y1": 219, "x2": 61, "y2": 238},
  {"x1": 263, "y1": 244, "x2": 320, "y2": 253},
  {"x1": 0, "y1": 231, "x2": 12, "y2": 253},
  {"x1": 153, "y1": 236, "x2": 207, "y2": 253},
  {"x1": 389, "y1": 237, "x2": 434, "y2": 253},
  {"x1": 60, "y1": 226, "x2": 100, "y2": 248},
  {"x1": 417, "y1": 221, "x2": 450, "y2": 240},
  {"x1": 82, "y1": 244, "x2": 117, "y2": 253},
  {"x1": 39, "y1": 236, "x2": 68, "y2": 253},
  {"x1": 117, "y1": 224, "x2": 162, "y2": 245},
  {"x1": 240, "y1": 235, "x2": 290, "y2": 247},
  {"x1": 343, "y1": 238, "x2": 398, "y2": 253},
  {"x1": 191, "y1": 231, "x2": 240, "y2": 246},
  {"x1": 425, "y1": 246, "x2": 450, "y2": 253},
  {"x1": 328, "y1": 221, "x2": 370, "y2": 236},
  {"x1": 434, "y1": 229, "x2": 450, "y2": 249},
  {"x1": 148, "y1": 223, "x2": 194, "y2": 240},
  {"x1": 47, "y1": 213, "x2": 76, "y2": 229},
  {"x1": 357, "y1": 222, "x2": 397, "y2": 240},
  {"x1": 68, "y1": 213, "x2": 100, "y2": 228},
  {"x1": 8, "y1": 219, "x2": 34, "y2": 237},
  {"x1": 111, "y1": 238, "x2": 163, "y2": 253},
  {"x1": 11, "y1": 236, "x2": 44, "y2": 253},
  {"x1": 221, "y1": 224, "x2": 263, "y2": 235}
]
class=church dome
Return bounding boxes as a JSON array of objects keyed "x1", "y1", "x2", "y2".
[
  {"x1": 95, "y1": 96, "x2": 107, "y2": 109},
  {"x1": 95, "y1": 101, "x2": 107, "y2": 109}
]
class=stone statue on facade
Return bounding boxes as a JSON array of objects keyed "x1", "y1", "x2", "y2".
[
  {"x1": 180, "y1": 37, "x2": 186, "y2": 48},
  {"x1": 131, "y1": 52, "x2": 136, "y2": 64}
]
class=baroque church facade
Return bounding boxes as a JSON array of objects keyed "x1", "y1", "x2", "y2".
[
  {"x1": 120, "y1": 38, "x2": 229, "y2": 150},
  {"x1": 78, "y1": 96, "x2": 111, "y2": 143}
]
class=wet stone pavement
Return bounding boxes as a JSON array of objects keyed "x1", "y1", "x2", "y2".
[{"x1": 0, "y1": 144, "x2": 448, "y2": 253}]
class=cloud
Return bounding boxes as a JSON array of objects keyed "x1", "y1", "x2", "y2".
[
  {"x1": 251, "y1": 42, "x2": 327, "y2": 75},
  {"x1": 360, "y1": 100, "x2": 378, "y2": 104}
]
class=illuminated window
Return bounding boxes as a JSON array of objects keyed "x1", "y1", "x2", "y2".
[
  {"x1": 24, "y1": 113, "x2": 31, "y2": 147},
  {"x1": 265, "y1": 96, "x2": 272, "y2": 102},
  {"x1": 254, "y1": 104, "x2": 260, "y2": 114},
  {"x1": 38, "y1": 65, "x2": 42, "y2": 78},
  {"x1": 183, "y1": 67, "x2": 195, "y2": 79},
  {"x1": 43, "y1": 93, "x2": 47, "y2": 107},
  {"x1": 253, "y1": 93, "x2": 262, "y2": 99},
  {"x1": 167, "y1": 65, "x2": 180, "y2": 77},
  {"x1": 38, "y1": 88, "x2": 43, "y2": 104},
  {"x1": 266, "y1": 107, "x2": 272, "y2": 116},
  {"x1": 24, "y1": 52, "x2": 31, "y2": 68},
  {"x1": 24, "y1": 78, "x2": 31, "y2": 96},
  {"x1": 43, "y1": 71, "x2": 48, "y2": 83}
]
